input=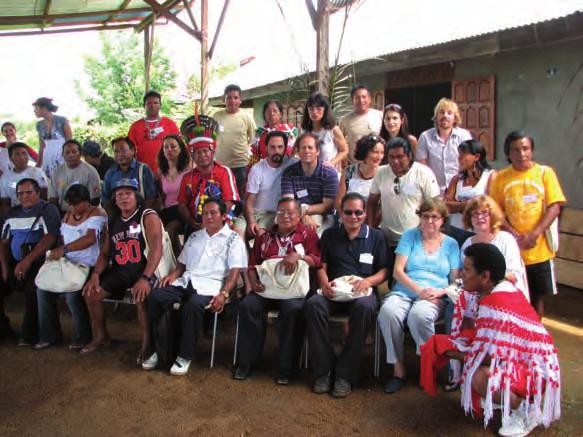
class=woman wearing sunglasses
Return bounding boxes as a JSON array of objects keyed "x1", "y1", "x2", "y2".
[
  {"x1": 379, "y1": 103, "x2": 418, "y2": 156},
  {"x1": 377, "y1": 199, "x2": 460, "y2": 394}
]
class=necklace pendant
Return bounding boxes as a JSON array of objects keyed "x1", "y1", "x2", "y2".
[{"x1": 278, "y1": 247, "x2": 287, "y2": 257}]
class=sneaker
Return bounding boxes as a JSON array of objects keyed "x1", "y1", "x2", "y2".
[
  {"x1": 170, "y1": 356, "x2": 191, "y2": 376},
  {"x1": 498, "y1": 408, "x2": 537, "y2": 437},
  {"x1": 142, "y1": 353, "x2": 159, "y2": 371},
  {"x1": 33, "y1": 341, "x2": 52, "y2": 350},
  {"x1": 331, "y1": 377, "x2": 352, "y2": 398},
  {"x1": 274, "y1": 370, "x2": 292, "y2": 385},
  {"x1": 17, "y1": 339, "x2": 32, "y2": 347},
  {"x1": 384, "y1": 376, "x2": 405, "y2": 394},
  {"x1": 312, "y1": 372, "x2": 331, "y2": 394},
  {"x1": 233, "y1": 363, "x2": 252, "y2": 381}
]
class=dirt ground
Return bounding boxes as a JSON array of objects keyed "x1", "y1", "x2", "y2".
[{"x1": 1, "y1": 286, "x2": 582, "y2": 437}]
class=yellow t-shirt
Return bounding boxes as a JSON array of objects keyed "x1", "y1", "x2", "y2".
[
  {"x1": 213, "y1": 109, "x2": 256, "y2": 168},
  {"x1": 489, "y1": 163, "x2": 566, "y2": 265}
]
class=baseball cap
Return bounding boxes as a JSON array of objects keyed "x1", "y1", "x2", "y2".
[
  {"x1": 112, "y1": 178, "x2": 139, "y2": 192},
  {"x1": 82, "y1": 140, "x2": 102, "y2": 157}
]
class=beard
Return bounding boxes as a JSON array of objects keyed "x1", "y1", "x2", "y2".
[{"x1": 270, "y1": 153, "x2": 284, "y2": 164}]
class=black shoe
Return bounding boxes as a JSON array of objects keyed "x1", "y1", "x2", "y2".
[
  {"x1": 331, "y1": 377, "x2": 352, "y2": 398},
  {"x1": 275, "y1": 371, "x2": 292, "y2": 385},
  {"x1": 384, "y1": 376, "x2": 405, "y2": 394},
  {"x1": 233, "y1": 363, "x2": 251, "y2": 381},
  {"x1": 312, "y1": 372, "x2": 331, "y2": 394}
]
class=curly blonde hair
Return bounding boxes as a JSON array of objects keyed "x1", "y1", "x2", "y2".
[
  {"x1": 432, "y1": 98, "x2": 462, "y2": 127},
  {"x1": 463, "y1": 195, "x2": 505, "y2": 232}
]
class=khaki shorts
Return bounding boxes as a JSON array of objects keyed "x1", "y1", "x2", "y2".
[{"x1": 234, "y1": 210, "x2": 276, "y2": 234}]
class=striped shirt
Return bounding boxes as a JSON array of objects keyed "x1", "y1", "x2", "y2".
[{"x1": 281, "y1": 160, "x2": 339, "y2": 205}]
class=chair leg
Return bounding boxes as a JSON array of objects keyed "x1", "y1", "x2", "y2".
[
  {"x1": 374, "y1": 318, "x2": 381, "y2": 379},
  {"x1": 210, "y1": 312, "x2": 219, "y2": 368},
  {"x1": 232, "y1": 312, "x2": 240, "y2": 366},
  {"x1": 303, "y1": 338, "x2": 309, "y2": 370}
]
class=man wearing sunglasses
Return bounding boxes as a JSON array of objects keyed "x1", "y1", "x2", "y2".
[{"x1": 305, "y1": 192, "x2": 389, "y2": 398}]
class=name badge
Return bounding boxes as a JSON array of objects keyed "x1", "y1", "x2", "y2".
[
  {"x1": 154, "y1": 127, "x2": 164, "y2": 135},
  {"x1": 294, "y1": 244, "x2": 305, "y2": 257},
  {"x1": 278, "y1": 247, "x2": 287, "y2": 257},
  {"x1": 523, "y1": 194, "x2": 538, "y2": 204},
  {"x1": 296, "y1": 189, "x2": 308, "y2": 198},
  {"x1": 129, "y1": 224, "x2": 142, "y2": 235},
  {"x1": 359, "y1": 253, "x2": 373, "y2": 264}
]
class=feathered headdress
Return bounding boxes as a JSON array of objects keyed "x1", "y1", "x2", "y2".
[{"x1": 180, "y1": 113, "x2": 220, "y2": 150}]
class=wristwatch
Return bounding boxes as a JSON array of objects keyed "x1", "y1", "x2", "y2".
[
  {"x1": 300, "y1": 203, "x2": 310, "y2": 216},
  {"x1": 141, "y1": 273, "x2": 157, "y2": 287},
  {"x1": 220, "y1": 289, "x2": 230, "y2": 302}
]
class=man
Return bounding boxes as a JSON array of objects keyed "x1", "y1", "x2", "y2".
[
  {"x1": 236, "y1": 130, "x2": 297, "y2": 238},
  {"x1": 233, "y1": 198, "x2": 320, "y2": 384},
  {"x1": 339, "y1": 85, "x2": 383, "y2": 163},
  {"x1": 281, "y1": 132, "x2": 339, "y2": 235},
  {"x1": 81, "y1": 140, "x2": 115, "y2": 180},
  {"x1": 143, "y1": 198, "x2": 247, "y2": 375},
  {"x1": 127, "y1": 90, "x2": 180, "y2": 174},
  {"x1": 0, "y1": 178, "x2": 61, "y2": 344},
  {"x1": 213, "y1": 84, "x2": 256, "y2": 199},
  {"x1": 489, "y1": 130, "x2": 566, "y2": 317},
  {"x1": 101, "y1": 137, "x2": 158, "y2": 211},
  {"x1": 177, "y1": 116, "x2": 239, "y2": 233},
  {"x1": 305, "y1": 193, "x2": 388, "y2": 398},
  {"x1": 367, "y1": 136, "x2": 439, "y2": 263},
  {"x1": 420, "y1": 243, "x2": 560, "y2": 436},
  {"x1": 416, "y1": 98, "x2": 472, "y2": 195},
  {"x1": 82, "y1": 178, "x2": 163, "y2": 359},
  {"x1": 0, "y1": 142, "x2": 48, "y2": 214},
  {"x1": 49, "y1": 139, "x2": 101, "y2": 213},
  {"x1": 0, "y1": 122, "x2": 38, "y2": 175}
]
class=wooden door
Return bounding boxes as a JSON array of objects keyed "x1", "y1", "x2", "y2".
[
  {"x1": 371, "y1": 90, "x2": 385, "y2": 111},
  {"x1": 452, "y1": 76, "x2": 496, "y2": 160}
]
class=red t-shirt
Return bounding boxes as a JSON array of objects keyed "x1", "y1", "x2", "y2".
[
  {"x1": 127, "y1": 116, "x2": 180, "y2": 174},
  {"x1": 177, "y1": 163, "x2": 240, "y2": 223}
]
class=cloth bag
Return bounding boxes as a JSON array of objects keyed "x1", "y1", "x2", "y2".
[
  {"x1": 141, "y1": 212, "x2": 177, "y2": 279},
  {"x1": 318, "y1": 275, "x2": 372, "y2": 302},
  {"x1": 541, "y1": 165, "x2": 560, "y2": 252},
  {"x1": 35, "y1": 251, "x2": 90, "y2": 293},
  {"x1": 256, "y1": 258, "x2": 310, "y2": 300}
]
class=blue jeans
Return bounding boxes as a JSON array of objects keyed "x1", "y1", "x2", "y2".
[{"x1": 37, "y1": 289, "x2": 92, "y2": 344}]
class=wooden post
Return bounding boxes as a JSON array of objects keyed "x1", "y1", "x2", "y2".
[
  {"x1": 144, "y1": 23, "x2": 155, "y2": 93},
  {"x1": 200, "y1": 0, "x2": 209, "y2": 114},
  {"x1": 316, "y1": 0, "x2": 330, "y2": 96}
]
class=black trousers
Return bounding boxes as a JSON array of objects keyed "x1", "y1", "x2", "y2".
[
  {"x1": 305, "y1": 293, "x2": 377, "y2": 384},
  {"x1": 237, "y1": 293, "x2": 305, "y2": 373},
  {"x1": 147, "y1": 284, "x2": 212, "y2": 361}
]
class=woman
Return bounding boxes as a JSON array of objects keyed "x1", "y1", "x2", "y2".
[
  {"x1": 35, "y1": 184, "x2": 107, "y2": 350},
  {"x1": 0, "y1": 122, "x2": 38, "y2": 176},
  {"x1": 33, "y1": 97, "x2": 73, "y2": 178},
  {"x1": 335, "y1": 134, "x2": 385, "y2": 210},
  {"x1": 301, "y1": 93, "x2": 348, "y2": 172},
  {"x1": 379, "y1": 103, "x2": 418, "y2": 157},
  {"x1": 460, "y1": 195, "x2": 528, "y2": 298},
  {"x1": 249, "y1": 99, "x2": 297, "y2": 168},
  {"x1": 445, "y1": 140, "x2": 495, "y2": 231},
  {"x1": 157, "y1": 134, "x2": 191, "y2": 255},
  {"x1": 378, "y1": 199, "x2": 460, "y2": 394}
]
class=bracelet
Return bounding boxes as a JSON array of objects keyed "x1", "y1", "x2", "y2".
[{"x1": 63, "y1": 245, "x2": 70, "y2": 255}]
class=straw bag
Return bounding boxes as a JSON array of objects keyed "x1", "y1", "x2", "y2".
[
  {"x1": 35, "y1": 252, "x2": 90, "y2": 293},
  {"x1": 317, "y1": 275, "x2": 372, "y2": 302},
  {"x1": 256, "y1": 258, "x2": 310, "y2": 300},
  {"x1": 141, "y1": 211, "x2": 177, "y2": 279}
]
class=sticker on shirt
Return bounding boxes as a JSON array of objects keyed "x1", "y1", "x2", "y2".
[
  {"x1": 522, "y1": 194, "x2": 539, "y2": 204},
  {"x1": 294, "y1": 244, "x2": 305, "y2": 257},
  {"x1": 401, "y1": 182, "x2": 418, "y2": 196},
  {"x1": 128, "y1": 224, "x2": 142, "y2": 235},
  {"x1": 296, "y1": 189, "x2": 308, "y2": 198},
  {"x1": 359, "y1": 253, "x2": 374, "y2": 264}
]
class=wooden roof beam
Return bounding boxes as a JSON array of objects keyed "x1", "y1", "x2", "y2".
[
  {"x1": 134, "y1": 0, "x2": 180, "y2": 32},
  {"x1": 181, "y1": 0, "x2": 199, "y2": 33},
  {"x1": 41, "y1": 0, "x2": 53, "y2": 30},
  {"x1": 141, "y1": 0, "x2": 201, "y2": 40},
  {"x1": 103, "y1": 0, "x2": 132, "y2": 25},
  {"x1": 0, "y1": 23, "x2": 135, "y2": 37},
  {"x1": 208, "y1": 0, "x2": 230, "y2": 60},
  {"x1": 0, "y1": 7, "x2": 152, "y2": 25}
]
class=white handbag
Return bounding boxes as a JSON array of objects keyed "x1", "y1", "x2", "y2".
[
  {"x1": 318, "y1": 275, "x2": 372, "y2": 302},
  {"x1": 141, "y1": 211, "x2": 177, "y2": 279},
  {"x1": 35, "y1": 252, "x2": 90, "y2": 293},
  {"x1": 256, "y1": 258, "x2": 310, "y2": 300}
]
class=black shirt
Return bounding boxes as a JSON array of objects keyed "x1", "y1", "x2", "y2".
[
  {"x1": 320, "y1": 223, "x2": 389, "y2": 281},
  {"x1": 96, "y1": 154, "x2": 115, "y2": 180}
]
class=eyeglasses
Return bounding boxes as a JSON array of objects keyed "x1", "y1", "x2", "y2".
[
  {"x1": 421, "y1": 213, "x2": 443, "y2": 222},
  {"x1": 393, "y1": 177, "x2": 400, "y2": 195},
  {"x1": 366, "y1": 135, "x2": 386, "y2": 145},
  {"x1": 16, "y1": 190, "x2": 35, "y2": 197},
  {"x1": 342, "y1": 209, "x2": 365, "y2": 217},
  {"x1": 276, "y1": 210, "x2": 297, "y2": 217},
  {"x1": 471, "y1": 210, "x2": 490, "y2": 218}
]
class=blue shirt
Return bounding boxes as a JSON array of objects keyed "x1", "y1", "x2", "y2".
[
  {"x1": 281, "y1": 160, "x2": 338, "y2": 205},
  {"x1": 392, "y1": 227, "x2": 461, "y2": 299},
  {"x1": 102, "y1": 159, "x2": 158, "y2": 203}
]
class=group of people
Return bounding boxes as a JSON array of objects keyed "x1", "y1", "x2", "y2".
[{"x1": 0, "y1": 84, "x2": 566, "y2": 436}]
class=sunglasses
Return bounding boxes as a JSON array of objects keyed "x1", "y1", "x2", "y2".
[
  {"x1": 384, "y1": 103, "x2": 403, "y2": 111},
  {"x1": 393, "y1": 177, "x2": 400, "y2": 195},
  {"x1": 342, "y1": 209, "x2": 365, "y2": 217}
]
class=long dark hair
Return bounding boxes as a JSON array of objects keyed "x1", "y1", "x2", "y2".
[
  {"x1": 157, "y1": 134, "x2": 190, "y2": 175},
  {"x1": 301, "y1": 93, "x2": 336, "y2": 131},
  {"x1": 379, "y1": 103, "x2": 412, "y2": 142},
  {"x1": 458, "y1": 139, "x2": 490, "y2": 180}
]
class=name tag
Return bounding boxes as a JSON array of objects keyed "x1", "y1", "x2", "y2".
[
  {"x1": 296, "y1": 189, "x2": 308, "y2": 198},
  {"x1": 294, "y1": 244, "x2": 305, "y2": 257},
  {"x1": 523, "y1": 194, "x2": 538, "y2": 204},
  {"x1": 129, "y1": 224, "x2": 142, "y2": 235},
  {"x1": 359, "y1": 253, "x2": 373, "y2": 264},
  {"x1": 153, "y1": 127, "x2": 164, "y2": 135}
]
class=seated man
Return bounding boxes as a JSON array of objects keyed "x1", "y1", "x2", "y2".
[
  {"x1": 305, "y1": 192, "x2": 389, "y2": 398},
  {"x1": 177, "y1": 115, "x2": 239, "y2": 234},
  {"x1": 281, "y1": 132, "x2": 338, "y2": 236},
  {"x1": 49, "y1": 139, "x2": 101, "y2": 213},
  {"x1": 0, "y1": 178, "x2": 60, "y2": 344},
  {"x1": 420, "y1": 243, "x2": 561, "y2": 436},
  {"x1": 81, "y1": 140, "x2": 115, "y2": 180},
  {"x1": 233, "y1": 198, "x2": 320, "y2": 384},
  {"x1": 143, "y1": 198, "x2": 247, "y2": 375},
  {"x1": 82, "y1": 178, "x2": 163, "y2": 362}
]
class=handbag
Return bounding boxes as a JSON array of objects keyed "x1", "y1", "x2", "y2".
[
  {"x1": 141, "y1": 211, "x2": 177, "y2": 279},
  {"x1": 541, "y1": 166, "x2": 560, "y2": 252},
  {"x1": 35, "y1": 251, "x2": 90, "y2": 293},
  {"x1": 256, "y1": 258, "x2": 310, "y2": 300},
  {"x1": 317, "y1": 275, "x2": 372, "y2": 302}
]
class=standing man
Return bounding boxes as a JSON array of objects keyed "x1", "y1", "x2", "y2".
[
  {"x1": 281, "y1": 132, "x2": 339, "y2": 235},
  {"x1": 81, "y1": 140, "x2": 115, "y2": 180},
  {"x1": 489, "y1": 130, "x2": 566, "y2": 317},
  {"x1": 339, "y1": 85, "x2": 383, "y2": 163},
  {"x1": 213, "y1": 84, "x2": 256, "y2": 199},
  {"x1": 416, "y1": 98, "x2": 472, "y2": 195},
  {"x1": 101, "y1": 137, "x2": 158, "y2": 211},
  {"x1": 128, "y1": 91, "x2": 180, "y2": 174},
  {"x1": 305, "y1": 193, "x2": 389, "y2": 398},
  {"x1": 49, "y1": 139, "x2": 101, "y2": 213},
  {"x1": 143, "y1": 198, "x2": 247, "y2": 375}
]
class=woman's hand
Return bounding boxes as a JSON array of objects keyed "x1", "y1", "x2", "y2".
[
  {"x1": 48, "y1": 246, "x2": 65, "y2": 261},
  {"x1": 302, "y1": 215, "x2": 319, "y2": 231},
  {"x1": 281, "y1": 252, "x2": 300, "y2": 275},
  {"x1": 252, "y1": 278, "x2": 265, "y2": 293}
]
